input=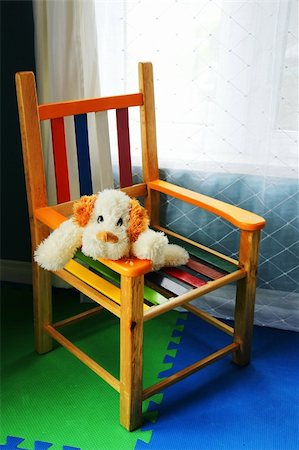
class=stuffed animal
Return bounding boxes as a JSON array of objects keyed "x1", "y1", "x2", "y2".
[{"x1": 34, "y1": 189, "x2": 189, "y2": 271}]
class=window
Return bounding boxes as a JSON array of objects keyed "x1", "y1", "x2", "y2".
[{"x1": 96, "y1": 0, "x2": 298, "y2": 177}]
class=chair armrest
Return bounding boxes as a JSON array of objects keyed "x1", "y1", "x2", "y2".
[
  {"x1": 148, "y1": 180, "x2": 266, "y2": 231},
  {"x1": 34, "y1": 206, "x2": 152, "y2": 277}
]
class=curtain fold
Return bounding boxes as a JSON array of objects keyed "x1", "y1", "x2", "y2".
[
  {"x1": 33, "y1": 0, "x2": 113, "y2": 204},
  {"x1": 32, "y1": 0, "x2": 114, "y2": 289},
  {"x1": 211, "y1": 1, "x2": 294, "y2": 178}
]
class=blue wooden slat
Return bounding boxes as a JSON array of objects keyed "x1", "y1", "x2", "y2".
[{"x1": 74, "y1": 114, "x2": 93, "y2": 196}]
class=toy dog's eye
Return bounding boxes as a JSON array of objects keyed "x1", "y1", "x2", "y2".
[
  {"x1": 97, "y1": 215, "x2": 104, "y2": 223},
  {"x1": 117, "y1": 218, "x2": 123, "y2": 226}
]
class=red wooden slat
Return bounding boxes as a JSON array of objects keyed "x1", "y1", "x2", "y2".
[
  {"x1": 116, "y1": 108, "x2": 133, "y2": 188},
  {"x1": 51, "y1": 118, "x2": 71, "y2": 203},
  {"x1": 163, "y1": 267, "x2": 206, "y2": 288},
  {"x1": 187, "y1": 258, "x2": 224, "y2": 280}
]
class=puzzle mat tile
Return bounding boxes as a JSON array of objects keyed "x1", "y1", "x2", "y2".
[
  {"x1": 0, "y1": 283, "x2": 182, "y2": 450},
  {"x1": 135, "y1": 312, "x2": 299, "y2": 450},
  {"x1": 0, "y1": 436, "x2": 79, "y2": 450},
  {"x1": 135, "y1": 314, "x2": 188, "y2": 447}
]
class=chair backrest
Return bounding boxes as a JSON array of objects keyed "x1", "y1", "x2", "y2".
[{"x1": 15, "y1": 62, "x2": 159, "y2": 216}]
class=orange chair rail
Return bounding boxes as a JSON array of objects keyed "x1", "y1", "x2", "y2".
[{"x1": 148, "y1": 180, "x2": 266, "y2": 231}]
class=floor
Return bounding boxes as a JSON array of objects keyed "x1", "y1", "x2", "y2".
[{"x1": 1, "y1": 283, "x2": 298, "y2": 450}]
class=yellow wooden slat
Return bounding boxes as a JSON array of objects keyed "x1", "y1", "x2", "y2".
[
  {"x1": 65, "y1": 259, "x2": 120, "y2": 303},
  {"x1": 65, "y1": 259, "x2": 149, "y2": 310},
  {"x1": 54, "y1": 268, "x2": 121, "y2": 317}
]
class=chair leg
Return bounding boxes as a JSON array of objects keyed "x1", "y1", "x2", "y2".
[
  {"x1": 120, "y1": 274, "x2": 144, "y2": 431},
  {"x1": 233, "y1": 230, "x2": 261, "y2": 366},
  {"x1": 32, "y1": 262, "x2": 52, "y2": 354}
]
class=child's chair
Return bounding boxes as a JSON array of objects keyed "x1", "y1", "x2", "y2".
[{"x1": 16, "y1": 62, "x2": 266, "y2": 431}]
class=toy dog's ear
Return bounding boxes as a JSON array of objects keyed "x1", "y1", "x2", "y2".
[
  {"x1": 73, "y1": 194, "x2": 97, "y2": 227},
  {"x1": 128, "y1": 199, "x2": 150, "y2": 242}
]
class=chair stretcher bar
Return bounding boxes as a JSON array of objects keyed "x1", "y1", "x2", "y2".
[
  {"x1": 53, "y1": 306, "x2": 104, "y2": 329},
  {"x1": 142, "y1": 342, "x2": 240, "y2": 400},
  {"x1": 45, "y1": 324, "x2": 120, "y2": 392},
  {"x1": 183, "y1": 303, "x2": 234, "y2": 336}
]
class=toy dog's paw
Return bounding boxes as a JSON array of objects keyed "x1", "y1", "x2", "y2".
[
  {"x1": 132, "y1": 229, "x2": 169, "y2": 269},
  {"x1": 34, "y1": 220, "x2": 83, "y2": 271},
  {"x1": 162, "y1": 244, "x2": 189, "y2": 267}
]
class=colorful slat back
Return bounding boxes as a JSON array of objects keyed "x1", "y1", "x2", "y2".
[
  {"x1": 41, "y1": 92, "x2": 241, "y2": 310},
  {"x1": 46, "y1": 102, "x2": 137, "y2": 202}
]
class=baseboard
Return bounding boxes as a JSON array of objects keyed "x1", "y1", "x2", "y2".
[
  {"x1": 0, "y1": 259, "x2": 77, "y2": 291},
  {"x1": 0, "y1": 259, "x2": 33, "y2": 284}
]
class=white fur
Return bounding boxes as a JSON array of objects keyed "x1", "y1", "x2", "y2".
[
  {"x1": 131, "y1": 229, "x2": 169, "y2": 270},
  {"x1": 161, "y1": 244, "x2": 189, "y2": 268},
  {"x1": 34, "y1": 189, "x2": 189, "y2": 271},
  {"x1": 34, "y1": 219, "x2": 83, "y2": 271},
  {"x1": 82, "y1": 190, "x2": 130, "y2": 260},
  {"x1": 132, "y1": 229, "x2": 189, "y2": 270}
]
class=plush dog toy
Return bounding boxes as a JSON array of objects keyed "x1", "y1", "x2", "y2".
[{"x1": 34, "y1": 189, "x2": 189, "y2": 271}]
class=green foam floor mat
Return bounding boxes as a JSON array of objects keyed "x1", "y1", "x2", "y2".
[{"x1": 1, "y1": 283, "x2": 183, "y2": 449}]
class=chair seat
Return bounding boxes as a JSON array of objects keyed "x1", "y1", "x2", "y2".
[
  {"x1": 73, "y1": 230, "x2": 245, "y2": 313},
  {"x1": 35, "y1": 203, "x2": 245, "y2": 314}
]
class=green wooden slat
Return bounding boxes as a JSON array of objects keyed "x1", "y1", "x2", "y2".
[
  {"x1": 75, "y1": 250, "x2": 119, "y2": 282},
  {"x1": 75, "y1": 250, "x2": 168, "y2": 305},
  {"x1": 167, "y1": 236, "x2": 238, "y2": 273}
]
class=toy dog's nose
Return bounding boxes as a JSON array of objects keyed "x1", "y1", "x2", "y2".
[{"x1": 96, "y1": 231, "x2": 119, "y2": 244}]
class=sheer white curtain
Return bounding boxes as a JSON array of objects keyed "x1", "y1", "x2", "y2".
[
  {"x1": 212, "y1": 1, "x2": 297, "y2": 178},
  {"x1": 95, "y1": 0, "x2": 298, "y2": 330},
  {"x1": 32, "y1": 0, "x2": 298, "y2": 328},
  {"x1": 33, "y1": 0, "x2": 113, "y2": 204},
  {"x1": 96, "y1": 0, "x2": 297, "y2": 178}
]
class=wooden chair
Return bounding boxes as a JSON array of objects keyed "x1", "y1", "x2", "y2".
[{"x1": 16, "y1": 62, "x2": 266, "y2": 431}]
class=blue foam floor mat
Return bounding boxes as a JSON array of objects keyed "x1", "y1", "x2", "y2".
[{"x1": 136, "y1": 312, "x2": 299, "y2": 450}]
